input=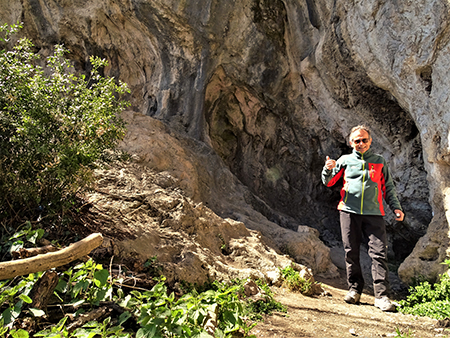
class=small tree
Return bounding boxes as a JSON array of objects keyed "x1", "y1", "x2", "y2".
[{"x1": 0, "y1": 23, "x2": 129, "y2": 221}]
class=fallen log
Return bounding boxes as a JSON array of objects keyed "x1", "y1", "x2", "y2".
[{"x1": 0, "y1": 233, "x2": 103, "y2": 281}]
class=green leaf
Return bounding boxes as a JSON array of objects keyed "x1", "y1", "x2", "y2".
[
  {"x1": 74, "y1": 262, "x2": 86, "y2": 270},
  {"x1": 19, "y1": 294, "x2": 32, "y2": 304},
  {"x1": 29, "y1": 308, "x2": 46, "y2": 317},
  {"x1": 136, "y1": 325, "x2": 157, "y2": 338},
  {"x1": 116, "y1": 287, "x2": 125, "y2": 299},
  {"x1": 56, "y1": 315, "x2": 69, "y2": 331},
  {"x1": 55, "y1": 279, "x2": 68, "y2": 293},
  {"x1": 118, "y1": 311, "x2": 131, "y2": 325},
  {"x1": 93, "y1": 269, "x2": 109, "y2": 287},
  {"x1": 26, "y1": 229, "x2": 45, "y2": 244},
  {"x1": 81, "y1": 320, "x2": 101, "y2": 329},
  {"x1": 118, "y1": 294, "x2": 132, "y2": 308},
  {"x1": 102, "y1": 316, "x2": 111, "y2": 326},
  {"x1": 139, "y1": 315, "x2": 152, "y2": 327},
  {"x1": 71, "y1": 328, "x2": 90, "y2": 337},
  {"x1": 214, "y1": 328, "x2": 226, "y2": 338},
  {"x1": 167, "y1": 291, "x2": 175, "y2": 302},
  {"x1": 73, "y1": 280, "x2": 89, "y2": 297},
  {"x1": 72, "y1": 328, "x2": 98, "y2": 338},
  {"x1": 130, "y1": 290, "x2": 142, "y2": 298},
  {"x1": 10, "y1": 240, "x2": 24, "y2": 253},
  {"x1": 12, "y1": 300, "x2": 24, "y2": 319},
  {"x1": 10, "y1": 329, "x2": 29, "y2": 338},
  {"x1": 106, "y1": 325, "x2": 125, "y2": 336},
  {"x1": 151, "y1": 283, "x2": 166, "y2": 295},
  {"x1": 93, "y1": 288, "x2": 107, "y2": 304},
  {"x1": 2, "y1": 307, "x2": 13, "y2": 325},
  {"x1": 26, "y1": 230, "x2": 39, "y2": 244},
  {"x1": 222, "y1": 310, "x2": 241, "y2": 333},
  {"x1": 10, "y1": 230, "x2": 28, "y2": 240}
]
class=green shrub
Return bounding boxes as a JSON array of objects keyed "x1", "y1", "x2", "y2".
[
  {"x1": 279, "y1": 265, "x2": 313, "y2": 294},
  {"x1": 399, "y1": 260, "x2": 450, "y2": 319},
  {"x1": 0, "y1": 23, "x2": 129, "y2": 220},
  {"x1": 246, "y1": 280, "x2": 287, "y2": 321}
]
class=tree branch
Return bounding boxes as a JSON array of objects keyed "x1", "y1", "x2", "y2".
[{"x1": 0, "y1": 233, "x2": 103, "y2": 280}]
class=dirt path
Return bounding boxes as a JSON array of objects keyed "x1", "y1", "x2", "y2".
[{"x1": 250, "y1": 277, "x2": 443, "y2": 338}]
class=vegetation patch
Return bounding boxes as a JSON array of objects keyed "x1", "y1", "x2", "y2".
[
  {"x1": 398, "y1": 260, "x2": 450, "y2": 320},
  {"x1": 279, "y1": 265, "x2": 314, "y2": 294},
  {"x1": 0, "y1": 253, "x2": 287, "y2": 337}
]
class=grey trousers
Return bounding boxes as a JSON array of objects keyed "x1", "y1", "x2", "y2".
[{"x1": 339, "y1": 211, "x2": 389, "y2": 298}]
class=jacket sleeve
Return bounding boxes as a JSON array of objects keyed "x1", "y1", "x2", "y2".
[
  {"x1": 382, "y1": 159, "x2": 403, "y2": 212},
  {"x1": 322, "y1": 157, "x2": 345, "y2": 187}
]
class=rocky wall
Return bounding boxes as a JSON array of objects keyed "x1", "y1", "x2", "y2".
[{"x1": 1, "y1": 0, "x2": 447, "y2": 282}]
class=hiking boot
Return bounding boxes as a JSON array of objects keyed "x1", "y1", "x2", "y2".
[
  {"x1": 344, "y1": 290, "x2": 361, "y2": 304},
  {"x1": 374, "y1": 296, "x2": 396, "y2": 312}
]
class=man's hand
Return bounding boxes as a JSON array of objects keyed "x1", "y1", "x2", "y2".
[
  {"x1": 325, "y1": 156, "x2": 336, "y2": 170},
  {"x1": 394, "y1": 209, "x2": 404, "y2": 221}
]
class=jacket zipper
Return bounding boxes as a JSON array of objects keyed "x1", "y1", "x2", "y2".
[{"x1": 360, "y1": 154, "x2": 366, "y2": 214}]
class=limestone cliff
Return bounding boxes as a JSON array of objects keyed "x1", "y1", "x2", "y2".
[{"x1": 1, "y1": 0, "x2": 448, "y2": 283}]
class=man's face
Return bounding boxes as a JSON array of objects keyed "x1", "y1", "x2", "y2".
[{"x1": 349, "y1": 130, "x2": 372, "y2": 154}]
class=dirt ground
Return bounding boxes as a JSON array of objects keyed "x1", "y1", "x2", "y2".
[{"x1": 250, "y1": 274, "x2": 445, "y2": 338}]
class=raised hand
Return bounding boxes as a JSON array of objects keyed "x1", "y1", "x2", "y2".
[{"x1": 325, "y1": 156, "x2": 336, "y2": 170}]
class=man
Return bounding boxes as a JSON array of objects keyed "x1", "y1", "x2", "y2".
[{"x1": 322, "y1": 125, "x2": 404, "y2": 312}]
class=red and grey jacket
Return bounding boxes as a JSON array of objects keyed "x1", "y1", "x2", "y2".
[{"x1": 321, "y1": 149, "x2": 402, "y2": 216}]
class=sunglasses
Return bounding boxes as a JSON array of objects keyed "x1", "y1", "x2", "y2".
[{"x1": 352, "y1": 138, "x2": 369, "y2": 145}]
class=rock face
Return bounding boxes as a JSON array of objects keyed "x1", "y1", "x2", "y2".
[
  {"x1": 85, "y1": 145, "x2": 337, "y2": 285},
  {"x1": 114, "y1": 111, "x2": 338, "y2": 280},
  {"x1": 1, "y1": 0, "x2": 449, "y2": 283}
]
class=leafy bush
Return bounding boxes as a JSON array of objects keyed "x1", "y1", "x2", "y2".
[
  {"x1": 0, "y1": 273, "x2": 39, "y2": 331},
  {"x1": 54, "y1": 259, "x2": 112, "y2": 307},
  {"x1": 125, "y1": 280, "x2": 247, "y2": 337},
  {"x1": 0, "y1": 221, "x2": 45, "y2": 261},
  {"x1": 399, "y1": 260, "x2": 450, "y2": 319},
  {"x1": 0, "y1": 23, "x2": 129, "y2": 220}
]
